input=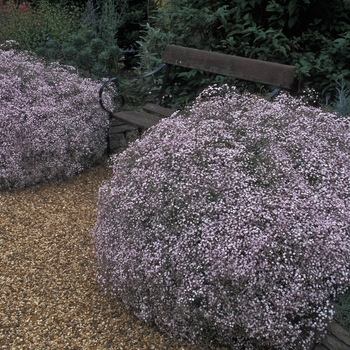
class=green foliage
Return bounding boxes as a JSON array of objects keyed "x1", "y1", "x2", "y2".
[
  {"x1": 103, "y1": 67, "x2": 168, "y2": 112},
  {"x1": 135, "y1": 24, "x2": 174, "y2": 73},
  {"x1": 330, "y1": 79, "x2": 350, "y2": 118},
  {"x1": 117, "y1": 0, "x2": 151, "y2": 50},
  {"x1": 36, "y1": 30, "x2": 124, "y2": 79},
  {"x1": 80, "y1": 0, "x2": 151, "y2": 67},
  {"x1": 131, "y1": 24, "x2": 182, "y2": 108},
  {"x1": 335, "y1": 288, "x2": 350, "y2": 332},
  {"x1": 0, "y1": 0, "x2": 127, "y2": 80},
  {"x1": 32, "y1": 0, "x2": 127, "y2": 79},
  {"x1": 0, "y1": 0, "x2": 82, "y2": 52},
  {"x1": 80, "y1": 0, "x2": 125, "y2": 47},
  {"x1": 56, "y1": 0, "x2": 127, "y2": 78},
  {"x1": 137, "y1": 0, "x2": 350, "y2": 106},
  {"x1": 68, "y1": 34, "x2": 86, "y2": 51},
  {"x1": 62, "y1": 45, "x2": 78, "y2": 61},
  {"x1": 136, "y1": 23, "x2": 264, "y2": 109},
  {"x1": 113, "y1": 77, "x2": 156, "y2": 110},
  {"x1": 90, "y1": 37, "x2": 105, "y2": 55}
]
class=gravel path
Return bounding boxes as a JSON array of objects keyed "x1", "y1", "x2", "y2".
[{"x1": 0, "y1": 157, "x2": 226, "y2": 350}]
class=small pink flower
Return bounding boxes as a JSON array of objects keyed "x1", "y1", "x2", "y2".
[
  {"x1": 93, "y1": 85, "x2": 350, "y2": 349},
  {"x1": 0, "y1": 45, "x2": 108, "y2": 189}
]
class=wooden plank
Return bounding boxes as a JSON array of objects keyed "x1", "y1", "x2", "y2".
[
  {"x1": 162, "y1": 44, "x2": 296, "y2": 90},
  {"x1": 110, "y1": 119, "x2": 129, "y2": 127},
  {"x1": 109, "y1": 120, "x2": 137, "y2": 134},
  {"x1": 321, "y1": 332, "x2": 350, "y2": 350},
  {"x1": 142, "y1": 103, "x2": 176, "y2": 118},
  {"x1": 110, "y1": 110, "x2": 162, "y2": 129},
  {"x1": 314, "y1": 344, "x2": 330, "y2": 350},
  {"x1": 327, "y1": 320, "x2": 350, "y2": 346}
]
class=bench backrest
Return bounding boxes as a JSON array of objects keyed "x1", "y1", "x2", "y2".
[{"x1": 162, "y1": 45, "x2": 295, "y2": 90}]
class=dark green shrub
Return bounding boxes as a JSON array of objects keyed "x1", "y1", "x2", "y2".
[
  {"x1": 117, "y1": 0, "x2": 150, "y2": 48},
  {"x1": 331, "y1": 79, "x2": 350, "y2": 118},
  {"x1": 0, "y1": 0, "x2": 149, "y2": 80},
  {"x1": 137, "y1": 0, "x2": 350, "y2": 106},
  {"x1": 77, "y1": 47, "x2": 95, "y2": 71},
  {"x1": 335, "y1": 288, "x2": 350, "y2": 332},
  {"x1": 62, "y1": 45, "x2": 78, "y2": 62},
  {"x1": 32, "y1": 0, "x2": 125, "y2": 79},
  {"x1": 80, "y1": 0, "x2": 150, "y2": 67},
  {"x1": 91, "y1": 62, "x2": 109, "y2": 79},
  {"x1": 82, "y1": 29, "x2": 97, "y2": 43},
  {"x1": 0, "y1": 0, "x2": 82, "y2": 52},
  {"x1": 98, "y1": 50, "x2": 110, "y2": 66},
  {"x1": 68, "y1": 34, "x2": 86, "y2": 51},
  {"x1": 36, "y1": 30, "x2": 124, "y2": 79},
  {"x1": 90, "y1": 37, "x2": 105, "y2": 55}
]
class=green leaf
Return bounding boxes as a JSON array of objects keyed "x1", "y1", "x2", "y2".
[
  {"x1": 288, "y1": 17, "x2": 297, "y2": 29},
  {"x1": 299, "y1": 57, "x2": 310, "y2": 67},
  {"x1": 288, "y1": 0, "x2": 298, "y2": 16},
  {"x1": 333, "y1": 38, "x2": 346, "y2": 45}
]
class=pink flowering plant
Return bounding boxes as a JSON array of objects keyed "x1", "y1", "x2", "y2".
[
  {"x1": 93, "y1": 85, "x2": 350, "y2": 349},
  {"x1": 0, "y1": 43, "x2": 108, "y2": 189}
]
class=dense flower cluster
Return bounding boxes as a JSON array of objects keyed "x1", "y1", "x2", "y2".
[
  {"x1": 0, "y1": 43, "x2": 108, "y2": 189},
  {"x1": 93, "y1": 85, "x2": 350, "y2": 349}
]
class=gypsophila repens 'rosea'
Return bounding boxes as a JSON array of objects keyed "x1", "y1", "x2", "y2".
[
  {"x1": 93, "y1": 85, "x2": 350, "y2": 349},
  {"x1": 0, "y1": 42, "x2": 108, "y2": 189}
]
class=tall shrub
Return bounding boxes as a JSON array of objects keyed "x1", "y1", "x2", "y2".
[
  {"x1": 93, "y1": 85, "x2": 350, "y2": 349},
  {"x1": 0, "y1": 0, "x2": 82, "y2": 52},
  {"x1": 137, "y1": 0, "x2": 350, "y2": 105},
  {"x1": 33, "y1": 0, "x2": 126, "y2": 80},
  {"x1": 0, "y1": 43, "x2": 108, "y2": 189},
  {"x1": 79, "y1": 0, "x2": 149, "y2": 56}
]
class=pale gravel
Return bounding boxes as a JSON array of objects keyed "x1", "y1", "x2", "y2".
[{"x1": 0, "y1": 156, "x2": 230, "y2": 350}]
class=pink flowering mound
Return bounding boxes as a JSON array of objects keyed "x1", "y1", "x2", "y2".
[
  {"x1": 93, "y1": 86, "x2": 350, "y2": 349},
  {"x1": 0, "y1": 43, "x2": 108, "y2": 189}
]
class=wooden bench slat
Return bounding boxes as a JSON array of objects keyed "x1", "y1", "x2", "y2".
[
  {"x1": 142, "y1": 103, "x2": 176, "y2": 118},
  {"x1": 320, "y1": 332, "x2": 350, "y2": 350},
  {"x1": 101, "y1": 44, "x2": 296, "y2": 153},
  {"x1": 110, "y1": 110, "x2": 162, "y2": 129},
  {"x1": 109, "y1": 120, "x2": 137, "y2": 134},
  {"x1": 162, "y1": 45, "x2": 296, "y2": 90},
  {"x1": 326, "y1": 319, "x2": 350, "y2": 346},
  {"x1": 313, "y1": 345, "x2": 329, "y2": 350}
]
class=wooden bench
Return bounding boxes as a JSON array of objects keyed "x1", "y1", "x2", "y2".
[{"x1": 99, "y1": 44, "x2": 296, "y2": 153}]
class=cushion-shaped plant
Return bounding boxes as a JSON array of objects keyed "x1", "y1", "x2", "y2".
[
  {"x1": 93, "y1": 85, "x2": 350, "y2": 349},
  {"x1": 0, "y1": 42, "x2": 108, "y2": 189}
]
